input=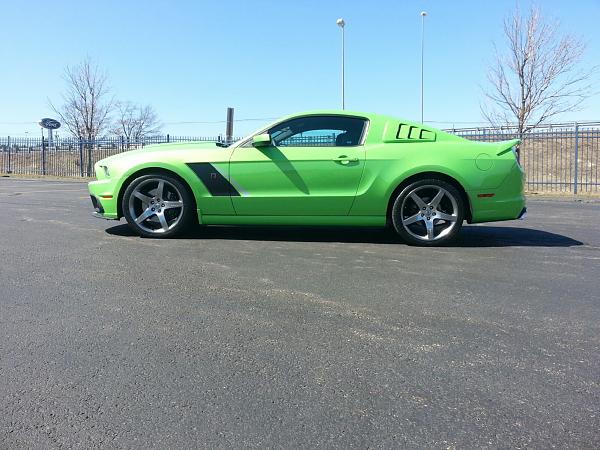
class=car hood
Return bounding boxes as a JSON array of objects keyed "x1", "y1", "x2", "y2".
[{"x1": 97, "y1": 141, "x2": 223, "y2": 165}]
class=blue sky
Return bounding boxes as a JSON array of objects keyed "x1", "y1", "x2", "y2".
[{"x1": 1, "y1": 0, "x2": 599, "y2": 137}]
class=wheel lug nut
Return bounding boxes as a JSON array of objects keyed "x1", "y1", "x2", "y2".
[
  {"x1": 161, "y1": 203, "x2": 165, "y2": 207},
  {"x1": 158, "y1": 209, "x2": 162, "y2": 213},
  {"x1": 151, "y1": 208, "x2": 155, "y2": 211}
]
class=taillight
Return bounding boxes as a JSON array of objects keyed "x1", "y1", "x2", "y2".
[{"x1": 512, "y1": 146, "x2": 522, "y2": 167}]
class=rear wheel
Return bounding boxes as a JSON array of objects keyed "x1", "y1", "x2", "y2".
[
  {"x1": 122, "y1": 174, "x2": 195, "y2": 238},
  {"x1": 391, "y1": 179, "x2": 465, "y2": 246}
]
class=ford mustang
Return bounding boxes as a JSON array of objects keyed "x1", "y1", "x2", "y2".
[{"x1": 88, "y1": 110, "x2": 526, "y2": 245}]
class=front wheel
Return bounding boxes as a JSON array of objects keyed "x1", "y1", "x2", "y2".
[
  {"x1": 391, "y1": 179, "x2": 465, "y2": 246},
  {"x1": 122, "y1": 173, "x2": 195, "y2": 238}
]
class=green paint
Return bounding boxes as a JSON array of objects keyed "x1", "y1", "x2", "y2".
[{"x1": 89, "y1": 110, "x2": 525, "y2": 227}]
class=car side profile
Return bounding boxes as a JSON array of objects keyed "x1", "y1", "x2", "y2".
[{"x1": 88, "y1": 110, "x2": 526, "y2": 245}]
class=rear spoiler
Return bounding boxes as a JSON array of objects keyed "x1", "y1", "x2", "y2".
[{"x1": 495, "y1": 139, "x2": 521, "y2": 156}]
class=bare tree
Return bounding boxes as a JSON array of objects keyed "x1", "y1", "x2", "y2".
[
  {"x1": 112, "y1": 101, "x2": 162, "y2": 142},
  {"x1": 50, "y1": 58, "x2": 113, "y2": 140},
  {"x1": 482, "y1": 6, "x2": 595, "y2": 136}
]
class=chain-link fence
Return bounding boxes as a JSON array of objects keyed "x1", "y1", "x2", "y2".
[{"x1": 450, "y1": 122, "x2": 600, "y2": 193}]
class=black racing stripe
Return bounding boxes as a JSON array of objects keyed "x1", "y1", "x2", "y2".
[{"x1": 187, "y1": 163, "x2": 240, "y2": 197}]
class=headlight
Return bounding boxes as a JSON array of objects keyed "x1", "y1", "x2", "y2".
[{"x1": 99, "y1": 165, "x2": 110, "y2": 177}]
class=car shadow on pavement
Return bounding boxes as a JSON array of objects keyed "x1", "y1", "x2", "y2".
[
  {"x1": 105, "y1": 224, "x2": 583, "y2": 247},
  {"x1": 450, "y1": 226, "x2": 583, "y2": 247}
]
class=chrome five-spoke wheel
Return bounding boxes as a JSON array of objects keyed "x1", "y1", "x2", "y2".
[
  {"x1": 392, "y1": 179, "x2": 464, "y2": 246},
  {"x1": 123, "y1": 174, "x2": 194, "y2": 237}
]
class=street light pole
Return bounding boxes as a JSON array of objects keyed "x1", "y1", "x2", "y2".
[
  {"x1": 420, "y1": 11, "x2": 427, "y2": 123},
  {"x1": 336, "y1": 18, "x2": 345, "y2": 109}
]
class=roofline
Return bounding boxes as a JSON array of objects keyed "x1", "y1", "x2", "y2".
[
  {"x1": 278, "y1": 109, "x2": 389, "y2": 121},
  {"x1": 230, "y1": 110, "x2": 447, "y2": 149}
]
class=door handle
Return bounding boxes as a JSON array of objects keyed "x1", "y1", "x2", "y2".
[{"x1": 333, "y1": 155, "x2": 359, "y2": 163}]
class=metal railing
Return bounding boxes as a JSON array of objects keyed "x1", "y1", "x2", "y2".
[
  {"x1": 450, "y1": 122, "x2": 600, "y2": 193},
  {"x1": 280, "y1": 134, "x2": 337, "y2": 147},
  {"x1": 1, "y1": 124, "x2": 599, "y2": 193},
  {"x1": 0, "y1": 135, "x2": 238, "y2": 178}
]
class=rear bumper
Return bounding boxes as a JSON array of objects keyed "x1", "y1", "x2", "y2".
[{"x1": 469, "y1": 163, "x2": 526, "y2": 223}]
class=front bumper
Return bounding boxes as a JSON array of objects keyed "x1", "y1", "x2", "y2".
[{"x1": 89, "y1": 178, "x2": 120, "y2": 220}]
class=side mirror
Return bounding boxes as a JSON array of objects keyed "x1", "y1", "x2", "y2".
[{"x1": 252, "y1": 133, "x2": 272, "y2": 148}]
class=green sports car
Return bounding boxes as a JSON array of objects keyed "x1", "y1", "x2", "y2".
[{"x1": 88, "y1": 110, "x2": 526, "y2": 246}]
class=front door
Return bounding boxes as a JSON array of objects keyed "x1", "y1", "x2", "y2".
[{"x1": 229, "y1": 115, "x2": 368, "y2": 216}]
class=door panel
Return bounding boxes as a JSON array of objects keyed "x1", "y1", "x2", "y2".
[{"x1": 229, "y1": 145, "x2": 364, "y2": 215}]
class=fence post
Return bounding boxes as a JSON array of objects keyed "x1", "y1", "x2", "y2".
[
  {"x1": 573, "y1": 123, "x2": 579, "y2": 195},
  {"x1": 78, "y1": 141, "x2": 84, "y2": 177},
  {"x1": 167, "y1": 133, "x2": 170, "y2": 143},
  {"x1": 87, "y1": 142, "x2": 93, "y2": 177},
  {"x1": 6, "y1": 136, "x2": 11, "y2": 174},
  {"x1": 41, "y1": 136, "x2": 47, "y2": 175}
]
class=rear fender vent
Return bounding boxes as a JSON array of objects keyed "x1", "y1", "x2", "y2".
[{"x1": 384, "y1": 121, "x2": 436, "y2": 143}]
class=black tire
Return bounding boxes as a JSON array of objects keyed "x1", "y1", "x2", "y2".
[
  {"x1": 122, "y1": 173, "x2": 195, "y2": 238},
  {"x1": 391, "y1": 178, "x2": 465, "y2": 246}
]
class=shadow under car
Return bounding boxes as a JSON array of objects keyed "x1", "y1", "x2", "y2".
[{"x1": 105, "y1": 223, "x2": 583, "y2": 248}]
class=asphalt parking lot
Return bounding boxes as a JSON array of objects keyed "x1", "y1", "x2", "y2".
[{"x1": 1, "y1": 177, "x2": 599, "y2": 449}]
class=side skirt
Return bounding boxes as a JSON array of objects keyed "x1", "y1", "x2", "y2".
[{"x1": 199, "y1": 214, "x2": 386, "y2": 227}]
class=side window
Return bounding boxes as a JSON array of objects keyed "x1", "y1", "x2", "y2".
[{"x1": 269, "y1": 116, "x2": 367, "y2": 147}]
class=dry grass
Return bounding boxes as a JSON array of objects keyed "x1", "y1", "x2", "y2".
[
  {"x1": 0, "y1": 148, "x2": 130, "y2": 178},
  {"x1": 519, "y1": 135, "x2": 599, "y2": 193}
]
